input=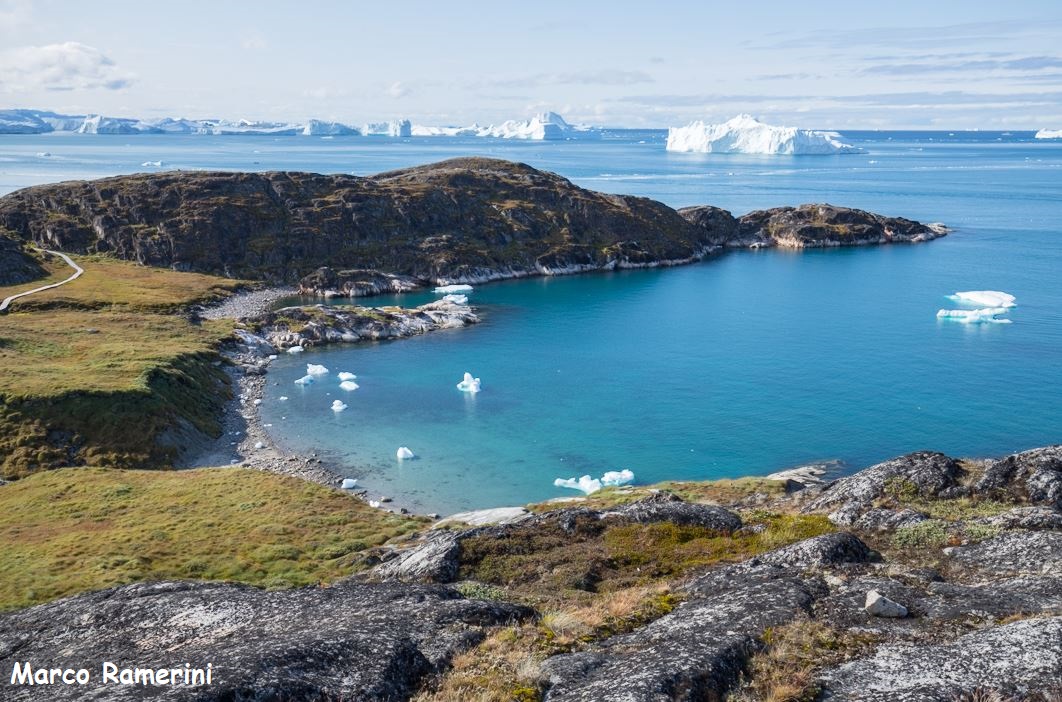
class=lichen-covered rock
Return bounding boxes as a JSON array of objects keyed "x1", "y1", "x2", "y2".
[
  {"x1": 974, "y1": 505, "x2": 1062, "y2": 531},
  {"x1": 852, "y1": 507, "x2": 929, "y2": 532},
  {"x1": 976, "y1": 445, "x2": 1062, "y2": 508},
  {"x1": 603, "y1": 492, "x2": 742, "y2": 532},
  {"x1": 757, "y1": 532, "x2": 875, "y2": 569},
  {"x1": 803, "y1": 451, "x2": 966, "y2": 524},
  {"x1": 736, "y1": 203, "x2": 946, "y2": 249},
  {"x1": 816, "y1": 616, "x2": 1062, "y2": 701},
  {"x1": 0, "y1": 579, "x2": 530, "y2": 701},
  {"x1": 945, "y1": 530, "x2": 1062, "y2": 575},
  {"x1": 300, "y1": 267, "x2": 423, "y2": 297},
  {"x1": 372, "y1": 530, "x2": 462, "y2": 583}
]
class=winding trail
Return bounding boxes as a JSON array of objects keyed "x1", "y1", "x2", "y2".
[{"x1": 0, "y1": 250, "x2": 84, "y2": 312}]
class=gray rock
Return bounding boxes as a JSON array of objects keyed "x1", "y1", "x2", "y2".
[
  {"x1": 864, "y1": 589, "x2": 908, "y2": 617},
  {"x1": 603, "y1": 492, "x2": 742, "y2": 532},
  {"x1": 852, "y1": 507, "x2": 930, "y2": 532},
  {"x1": 974, "y1": 505, "x2": 1062, "y2": 531},
  {"x1": 945, "y1": 530, "x2": 1062, "y2": 575},
  {"x1": 371, "y1": 530, "x2": 462, "y2": 583},
  {"x1": 817, "y1": 616, "x2": 1062, "y2": 701},
  {"x1": 804, "y1": 451, "x2": 965, "y2": 518},
  {"x1": 976, "y1": 445, "x2": 1062, "y2": 508},
  {"x1": 0, "y1": 579, "x2": 530, "y2": 701},
  {"x1": 757, "y1": 532, "x2": 875, "y2": 569}
]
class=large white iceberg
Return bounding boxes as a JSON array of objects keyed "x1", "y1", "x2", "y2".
[
  {"x1": 434, "y1": 284, "x2": 473, "y2": 294},
  {"x1": 302, "y1": 119, "x2": 359, "y2": 136},
  {"x1": 363, "y1": 119, "x2": 412, "y2": 137},
  {"x1": 666, "y1": 114, "x2": 862, "y2": 155},
  {"x1": 947, "y1": 290, "x2": 1016, "y2": 308},
  {"x1": 1035, "y1": 129, "x2": 1062, "y2": 139},
  {"x1": 456, "y1": 372, "x2": 482, "y2": 393},
  {"x1": 554, "y1": 469, "x2": 635, "y2": 495},
  {"x1": 306, "y1": 363, "x2": 330, "y2": 376},
  {"x1": 410, "y1": 123, "x2": 483, "y2": 137},
  {"x1": 478, "y1": 112, "x2": 600, "y2": 140},
  {"x1": 936, "y1": 308, "x2": 1012, "y2": 324}
]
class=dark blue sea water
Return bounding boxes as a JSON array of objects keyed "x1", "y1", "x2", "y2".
[{"x1": 2, "y1": 130, "x2": 1060, "y2": 512}]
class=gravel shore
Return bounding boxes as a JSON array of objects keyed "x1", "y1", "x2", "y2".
[{"x1": 198, "y1": 286, "x2": 299, "y2": 320}]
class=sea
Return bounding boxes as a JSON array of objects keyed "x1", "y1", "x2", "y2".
[{"x1": 2, "y1": 130, "x2": 1060, "y2": 513}]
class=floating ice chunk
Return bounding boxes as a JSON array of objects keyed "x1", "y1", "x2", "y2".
[
  {"x1": 553, "y1": 475, "x2": 602, "y2": 494},
  {"x1": 339, "y1": 380, "x2": 359, "y2": 391},
  {"x1": 286, "y1": 346, "x2": 304, "y2": 354},
  {"x1": 435, "y1": 284, "x2": 474, "y2": 294},
  {"x1": 294, "y1": 375, "x2": 314, "y2": 385},
  {"x1": 456, "y1": 372, "x2": 482, "y2": 393},
  {"x1": 442, "y1": 294, "x2": 468, "y2": 304},
  {"x1": 268, "y1": 354, "x2": 277, "y2": 360},
  {"x1": 1035, "y1": 129, "x2": 1062, "y2": 139},
  {"x1": 396, "y1": 446, "x2": 415, "y2": 460},
  {"x1": 601, "y1": 469, "x2": 635, "y2": 487},
  {"x1": 253, "y1": 398, "x2": 262, "y2": 405},
  {"x1": 666, "y1": 114, "x2": 862, "y2": 155},
  {"x1": 36, "y1": 152, "x2": 51, "y2": 158},
  {"x1": 341, "y1": 478, "x2": 358, "y2": 489},
  {"x1": 936, "y1": 308, "x2": 1012, "y2": 324},
  {"x1": 278, "y1": 396, "x2": 288, "y2": 401},
  {"x1": 331, "y1": 400, "x2": 348, "y2": 412},
  {"x1": 946, "y1": 291, "x2": 1016, "y2": 308},
  {"x1": 306, "y1": 363, "x2": 330, "y2": 376},
  {"x1": 337, "y1": 371, "x2": 357, "y2": 381},
  {"x1": 555, "y1": 469, "x2": 636, "y2": 494},
  {"x1": 141, "y1": 160, "x2": 164, "y2": 167},
  {"x1": 254, "y1": 441, "x2": 264, "y2": 449},
  {"x1": 369, "y1": 499, "x2": 381, "y2": 508}
]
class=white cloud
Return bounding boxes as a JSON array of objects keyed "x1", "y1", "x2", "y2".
[
  {"x1": 0, "y1": 0, "x2": 31, "y2": 33},
  {"x1": 0, "y1": 42, "x2": 133, "y2": 92},
  {"x1": 240, "y1": 34, "x2": 267, "y2": 50},
  {"x1": 387, "y1": 81, "x2": 409, "y2": 98}
]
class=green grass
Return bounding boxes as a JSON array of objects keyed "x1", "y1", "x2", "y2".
[{"x1": 0, "y1": 467, "x2": 426, "y2": 611}]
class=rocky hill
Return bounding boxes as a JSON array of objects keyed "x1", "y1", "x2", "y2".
[
  {"x1": 0, "y1": 234, "x2": 44, "y2": 286},
  {"x1": 0, "y1": 159, "x2": 945, "y2": 291}
]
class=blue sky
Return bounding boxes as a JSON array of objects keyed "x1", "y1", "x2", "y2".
[{"x1": 1, "y1": 0, "x2": 1061, "y2": 129}]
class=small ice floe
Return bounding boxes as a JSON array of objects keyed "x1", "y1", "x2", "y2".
[
  {"x1": 254, "y1": 441, "x2": 265, "y2": 449},
  {"x1": 936, "y1": 308, "x2": 1012, "y2": 325},
  {"x1": 306, "y1": 363, "x2": 330, "y2": 376},
  {"x1": 331, "y1": 400, "x2": 348, "y2": 412},
  {"x1": 141, "y1": 160, "x2": 164, "y2": 167},
  {"x1": 434, "y1": 284, "x2": 474, "y2": 294},
  {"x1": 36, "y1": 152, "x2": 51, "y2": 158},
  {"x1": 253, "y1": 398, "x2": 262, "y2": 405},
  {"x1": 554, "y1": 469, "x2": 635, "y2": 495},
  {"x1": 368, "y1": 500, "x2": 382, "y2": 508},
  {"x1": 442, "y1": 294, "x2": 468, "y2": 304},
  {"x1": 337, "y1": 371, "x2": 357, "y2": 381},
  {"x1": 278, "y1": 396, "x2": 289, "y2": 401},
  {"x1": 267, "y1": 354, "x2": 278, "y2": 360},
  {"x1": 339, "y1": 380, "x2": 359, "y2": 391},
  {"x1": 286, "y1": 346, "x2": 304, "y2": 354},
  {"x1": 947, "y1": 290, "x2": 1016, "y2": 308},
  {"x1": 341, "y1": 478, "x2": 358, "y2": 489},
  {"x1": 294, "y1": 375, "x2": 314, "y2": 385},
  {"x1": 456, "y1": 372, "x2": 482, "y2": 393},
  {"x1": 396, "y1": 446, "x2": 415, "y2": 460}
]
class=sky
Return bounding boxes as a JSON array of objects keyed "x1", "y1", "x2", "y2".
[{"x1": 1, "y1": 0, "x2": 1061, "y2": 129}]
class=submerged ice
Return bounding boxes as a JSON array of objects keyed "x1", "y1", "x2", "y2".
[
  {"x1": 666, "y1": 114, "x2": 862, "y2": 155},
  {"x1": 553, "y1": 469, "x2": 635, "y2": 495}
]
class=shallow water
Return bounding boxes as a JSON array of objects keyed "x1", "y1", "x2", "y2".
[{"x1": 3, "y1": 130, "x2": 1061, "y2": 512}]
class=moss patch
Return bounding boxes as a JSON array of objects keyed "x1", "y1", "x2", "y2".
[{"x1": 0, "y1": 467, "x2": 426, "y2": 611}]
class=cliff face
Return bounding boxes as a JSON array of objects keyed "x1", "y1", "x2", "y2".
[
  {"x1": 0, "y1": 159, "x2": 944, "y2": 288},
  {"x1": 0, "y1": 234, "x2": 44, "y2": 286}
]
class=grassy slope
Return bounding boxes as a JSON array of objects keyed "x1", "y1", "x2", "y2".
[
  {"x1": 0, "y1": 256, "x2": 245, "y2": 477},
  {"x1": 0, "y1": 467, "x2": 425, "y2": 611}
]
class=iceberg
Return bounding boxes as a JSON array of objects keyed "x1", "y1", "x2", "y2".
[
  {"x1": 301, "y1": 119, "x2": 359, "y2": 136},
  {"x1": 339, "y1": 380, "x2": 359, "y2": 391},
  {"x1": 306, "y1": 363, "x2": 330, "y2": 376},
  {"x1": 337, "y1": 371, "x2": 357, "y2": 381},
  {"x1": 1035, "y1": 129, "x2": 1062, "y2": 139},
  {"x1": 936, "y1": 308, "x2": 1012, "y2": 324},
  {"x1": 434, "y1": 284, "x2": 473, "y2": 294},
  {"x1": 478, "y1": 111, "x2": 601, "y2": 140},
  {"x1": 442, "y1": 294, "x2": 468, "y2": 304},
  {"x1": 286, "y1": 346, "x2": 304, "y2": 354},
  {"x1": 456, "y1": 372, "x2": 482, "y2": 393},
  {"x1": 341, "y1": 478, "x2": 358, "y2": 489},
  {"x1": 278, "y1": 396, "x2": 289, "y2": 401},
  {"x1": 946, "y1": 291, "x2": 1016, "y2": 308},
  {"x1": 396, "y1": 446, "x2": 415, "y2": 460},
  {"x1": 331, "y1": 400, "x2": 348, "y2": 412},
  {"x1": 294, "y1": 375, "x2": 315, "y2": 385},
  {"x1": 362, "y1": 119, "x2": 412, "y2": 137},
  {"x1": 554, "y1": 469, "x2": 635, "y2": 494},
  {"x1": 141, "y1": 160, "x2": 164, "y2": 167},
  {"x1": 601, "y1": 469, "x2": 635, "y2": 487},
  {"x1": 411, "y1": 123, "x2": 483, "y2": 137},
  {"x1": 666, "y1": 114, "x2": 862, "y2": 155}
]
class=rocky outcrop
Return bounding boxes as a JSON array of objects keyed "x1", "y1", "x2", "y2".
[
  {"x1": 243, "y1": 299, "x2": 479, "y2": 350},
  {"x1": 803, "y1": 451, "x2": 967, "y2": 525},
  {"x1": 976, "y1": 444, "x2": 1062, "y2": 508},
  {"x1": 945, "y1": 530, "x2": 1062, "y2": 576},
  {"x1": 602, "y1": 491, "x2": 742, "y2": 531},
  {"x1": 730, "y1": 203, "x2": 947, "y2": 249},
  {"x1": 372, "y1": 530, "x2": 462, "y2": 583},
  {"x1": 817, "y1": 617, "x2": 1062, "y2": 701},
  {"x1": 0, "y1": 159, "x2": 945, "y2": 288},
  {"x1": 0, "y1": 233, "x2": 44, "y2": 286},
  {"x1": 0, "y1": 579, "x2": 530, "y2": 701}
]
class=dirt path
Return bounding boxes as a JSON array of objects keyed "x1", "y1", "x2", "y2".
[{"x1": 0, "y1": 250, "x2": 84, "y2": 312}]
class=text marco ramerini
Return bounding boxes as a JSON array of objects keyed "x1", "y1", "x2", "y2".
[{"x1": 10, "y1": 661, "x2": 214, "y2": 687}]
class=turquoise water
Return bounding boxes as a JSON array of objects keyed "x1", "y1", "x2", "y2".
[{"x1": 2, "y1": 131, "x2": 1061, "y2": 512}]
